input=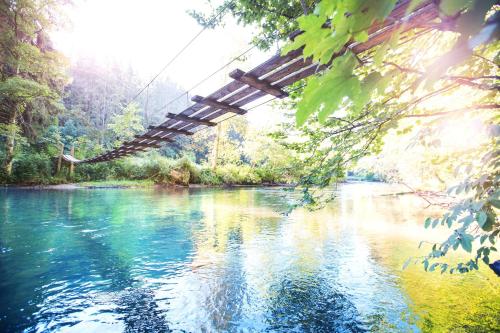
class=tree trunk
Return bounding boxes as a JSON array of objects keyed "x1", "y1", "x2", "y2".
[
  {"x1": 57, "y1": 143, "x2": 64, "y2": 174},
  {"x1": 211, "y1": 123, "x2": 221, "y2": 170},
  {"x1": 3, "y1": 112, "x2": 16, "y2": 176},
  {"x1": 69, "y1": 145, "x2": 75, "y2": 177},
  {"x1": 300, "y1": 0, "x2": 309, "y2": 14}
]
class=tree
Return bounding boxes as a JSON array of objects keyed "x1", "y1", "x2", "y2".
[
  {"x1": 62, "y1": 58, "x2": 141, "y2": 147},
  {"x1": 189, "y1": 0, "x2": 316, "y2": 49},
  {"x1": 208, "y1": 0, "x2": 499, "y2": 273},
  {"x1": 0, "y1": 0, "x2": 68, "y2": 176},
  {"x1": 107, "y1": 103, "x2": 144, "y2": 147},
  {"x1": 284, "y1": 0, "x2": 499, "y2": 273}
]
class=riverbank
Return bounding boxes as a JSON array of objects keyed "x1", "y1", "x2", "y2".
[{"x1": 3, "y1": 179, "x2": 291, "y2": 190}]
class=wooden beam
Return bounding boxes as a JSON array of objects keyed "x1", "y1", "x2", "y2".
[
  {"x1": 148, "y1": 125, "x2": 193, "y2": 136},
  {"x1": 191, "y1": 95, "x2": 247, "y2": 115},
  {"x1": 166, "y1": 113, "x2": 216, "y2": 127},
  {"x1": 229, "y1": 69, "x2": 288, "y2": 98},
  {"x1": 116, "y1": 148, "x2": 147, "y2": 153},
  {"x1": 115, "y1": 146, "x2": 143, "y2": 151},
  {"x1": 135, "y1": 134, "x2": 174, "y2": 142},
  {"x1": 123, "y1": 141, "x2": 161, "y2": 148}
]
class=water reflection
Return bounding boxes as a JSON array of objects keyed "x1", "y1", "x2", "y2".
[
  {"x1": 265, "y1": 274, "x2": 366, "y2": 332},
  {"x1": 0, "y1": 185, "x2": 498, "y2": 332}
]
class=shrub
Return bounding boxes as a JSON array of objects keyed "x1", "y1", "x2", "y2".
[
  {"x1": 215, "y1": 164, "x2": 261, "y2": 185},
  {"x1": 74, "y1": 161, "x2": 113, "y2": 181},
  {"x1": 198, "y1": 168, "x2": 223, "y2": 185},
  {"x1": 255, "y1": 166, "x2": 279, "y2": 183},
  {"x1": 143, "y1": 157, "x2": 173, "y2": 184},
  {"x1": 173, "y1": 157, "x2": 200, "y2": 184},
  {"x1": 111, "y1": 158, "x2": 147, "y2": 180},
  {"x1": 11, "y1": 152, "x2": 53, "y2": 185}
]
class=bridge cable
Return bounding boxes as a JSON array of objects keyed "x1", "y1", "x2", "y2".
[
  {"x1": 191, "y1": 84, "x2": 306, "y2": 136},
  {"x1": 118, "y1": 0, "x2": 235, "y2": 113},
  {"x1": 152, "y1": 44, "x2": 256, "y2": 114}
]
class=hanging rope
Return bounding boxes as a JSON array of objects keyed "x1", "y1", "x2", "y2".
[{"x1": 111, "y1": 0, "x2": 236, "y2": 117}]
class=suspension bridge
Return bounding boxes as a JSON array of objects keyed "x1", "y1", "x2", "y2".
[{"x1": 4, "y1": 0, "x2": 440, "y2": 165}]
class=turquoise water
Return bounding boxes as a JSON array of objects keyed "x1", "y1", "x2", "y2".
[{"x1": 0, "y1": 184, "x2": 499, "y2": 332}]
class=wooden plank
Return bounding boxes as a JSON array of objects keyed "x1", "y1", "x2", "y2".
[
  {"x1": 177, "y1": 58, "x2": 314, "y2": 131},
  {"x1": 351, "y1": 3, "x2": 438, "y2": 54},
  {"x1": 148, "y1": 125, "x2": 193, "y2": 135},
  {"x1": 123, "y1": 141, "x2": 161, "y2": 148},
  {"x1": 248, "y1": 48, "x2": 304, "y2": 78},
  {"x1": 229, "y1": 69, "x2": 288, "y2": 98},
  {"x1": 135, "y1": 134, "x2": 174, "y2": 142},
  {"x1": 148, "y1": 49, "x2": 307, "y2": 135},
  {"x1": 191, "y1": 95, "x2": 247, "y2": 115},
  {"x1": 166, "y1": 112, "x2": 216, "y2": 126}
]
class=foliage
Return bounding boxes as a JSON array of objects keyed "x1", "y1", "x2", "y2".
[
  {"x1": 267, "y1": 0, "x2": 499, "y2": 272},
  {"x1": 72, "y1": 154, "x2": 290, "y2": 187},
  {"x1": 214, "y1": 164, "x2": 262, "y2": 185},
  {"x1": 10, "y1": 151, "x2": 54, "y2": 184},
  {"x1": 0, "y1": 0, "x2": 68, "y2": 175},
  {"x1": 408, "y1": 139, "x2": 499, "y2": 274},
  {"x1": 107, "y1": 103, "x2": 144, "y2": 147},
  {"x1": 188, "y1": 0, "x2": 316, "y2": 49}
]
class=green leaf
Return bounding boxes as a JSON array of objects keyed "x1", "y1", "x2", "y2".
[
  {"x1": 424, "y1": 217, "x2": 432, "y2": 228},
  {"x1": 490, "y1": 199, "x2": 500, "y2": 209},
  {"x1": 481, "y1": 211, "x2": 495, "y2": 231},
  {"x1": 460, "y1": 235, "x2": 473, "y2": 253},
  {"x1": 353, "y1": 30, "x2": 369, "y2": 43},
  {"x1": 490, "y1": 230, "x2": 499, "y2": 244},
  {"x1": 405, "y1": 0, "x2": 425, "y2": 14},
  {"x1": 439, "y1": 0, "x2": 472, "y2": 16},
  {"x1": 480, "y1": 234, "x2": 488, "y2": 244},
  {"x1": 429, "y1": 263, "x2": 439, "y2": 272},
  {"x1": 476, "y1": 211, "x2": 487, "y2": 228},
  {"x1": 296, "y1": 53, "x2": 360, "y2": 126},
  {"x1": 455, "y1": 0, "x2": 496, "y2": 37},
  {"x1": 373, "y1": 28, "x2": 400, "y2": 66}
]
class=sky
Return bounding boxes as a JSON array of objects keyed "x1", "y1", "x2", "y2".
[{"x1": 52, "y1": 0, "x2": 285, "y2": 126}]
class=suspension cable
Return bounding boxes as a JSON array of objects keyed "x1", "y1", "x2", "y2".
[
  {"x1": 152, "y1": 44, "x2": 256, "y2": 114},
  {"x1": 117, "y1": 1, "x2": 235, "y2": 112}
]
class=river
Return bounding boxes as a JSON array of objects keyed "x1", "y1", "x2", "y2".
[{"x1": 0, "y1": 183, "x2": 498, "y2": 332}]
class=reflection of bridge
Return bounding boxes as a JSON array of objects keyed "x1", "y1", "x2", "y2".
[{"x1": 27, "y1": 1, "x2": 443, "y2": 164}]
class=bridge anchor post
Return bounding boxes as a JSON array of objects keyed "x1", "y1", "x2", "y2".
[
  {"x1": 69, "y1": 145, "x2": 75, "y2": 177},
  {"x1": 57, "y1": 143, "x2": 64, "y2": 174}
]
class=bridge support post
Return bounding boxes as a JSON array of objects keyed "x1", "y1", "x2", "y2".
[
  {"x1": 211, "y1": 123, "x2": 221, "y2": 170},
  {"x1": 69, "y1": 145, "x2": 75, "y2": 177},
  {"x1": 57, "y1": 143, "x2": 64, "y2": 174}
]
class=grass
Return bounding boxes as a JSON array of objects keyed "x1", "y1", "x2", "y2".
[{"x1": 78, "y1": 179, "x2": 155, "y2": 188}]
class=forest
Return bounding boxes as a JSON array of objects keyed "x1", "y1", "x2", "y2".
[{"x1": 0, "y1": 50, "x2": 299, "y2": 186}]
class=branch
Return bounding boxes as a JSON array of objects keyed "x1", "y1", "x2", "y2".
[
  {"x1": 383, "y1": 61, "x2": 500, "y2": 90},
  {"x1": 473, "y1": 54, "x2": 499, "y2": 68},
  {"x1": 300, "y1": 0, "x2": 309, "y2": 14},
  {"x1": 403, "y1": 104, "x2": 499, "y2": 118}
]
